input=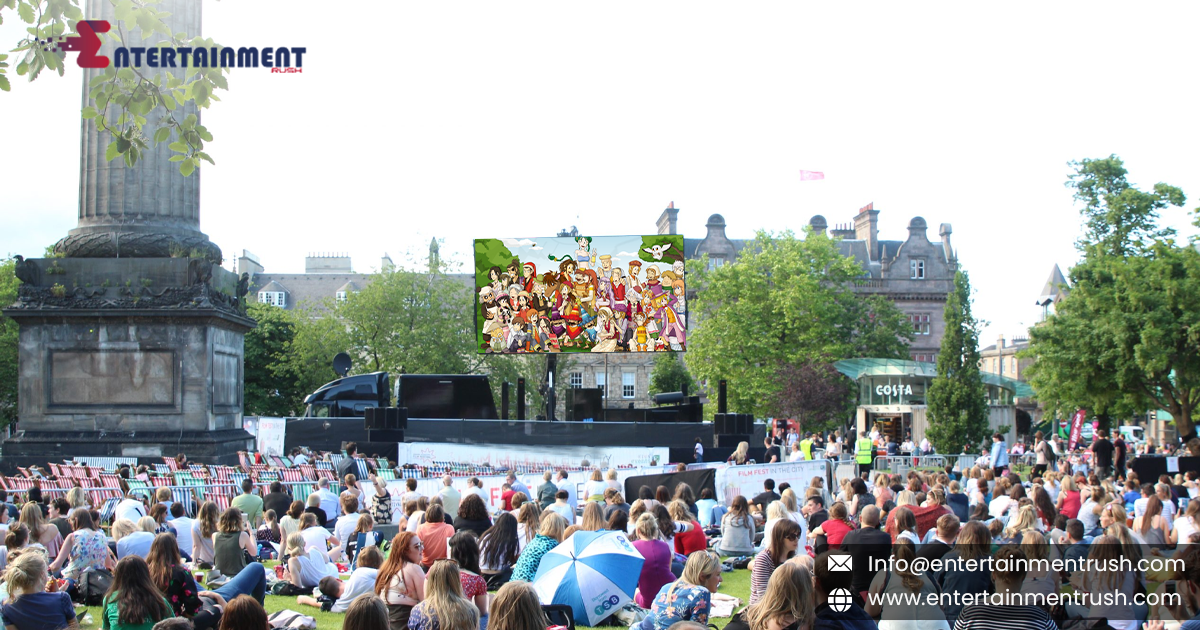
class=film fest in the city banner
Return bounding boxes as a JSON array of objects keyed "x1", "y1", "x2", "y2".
[{"x1": 474, "y1": 234, "x2": 686, "y2": 353}]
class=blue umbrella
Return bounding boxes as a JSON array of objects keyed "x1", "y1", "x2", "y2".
[{"x1": 532, "y1": 530, "x2": 645, "y2": 626}]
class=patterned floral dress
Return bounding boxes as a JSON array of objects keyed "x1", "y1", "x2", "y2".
[
  {"x1": 63, "y1": 528, "x2": 109, "y2": 580},
  {"x1": 638, "y1": 581, "x2": 711, "y2": 630}
]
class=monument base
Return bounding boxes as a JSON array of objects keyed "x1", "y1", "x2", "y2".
[
  {"x1": 1, "y1": 428, "x2": 252, "y2": 473},
  {"x1": 3, "y1": 257, "x2": 255, "y2": 474}
]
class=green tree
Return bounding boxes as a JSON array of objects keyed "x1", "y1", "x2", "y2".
[
  {"x1": 243, "y1": 301, "x2": 304, "y2": 417},
  {"x1": 285, "y1": 307, "x2": 351, "y2": 405},
  {"x1": 925, "y1": 270, "x2": 989, "y2": 453},
  {"x1": 0, "y1": 258, "x2": 18, "y2": 426},
  {"x1": 684, "y1": 229, "x2": 912, "y2": 418},
  {"x1": 1, "y1": 0, "x2": 228, "y2": 174},
  {"x1": 649, "y1": 352, "x2": 697, "y2": 396},
  {"x1": 1068, "y1": 155, "x2": 1183, "y2": 256},
  {"x1": 1024, "y1": 157, "x2": 1198, "y2": 445}
]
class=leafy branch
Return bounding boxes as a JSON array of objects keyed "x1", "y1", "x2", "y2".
[{"x1": 1, "y1": 0, "x2": 228, "y2": 175}]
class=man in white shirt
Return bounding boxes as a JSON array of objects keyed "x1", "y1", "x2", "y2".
[
  {"x1": 315, "y1": 478, "x2": 341, "y2": 525},
  {"x1": 439, "y1": 476, "x2": 461, "y2": 521},
  {"x1": 463, "y1": 477, "x2": 490, "y2": 511},
  {"x1": 292, "y1": 449, "x2": 310, "y2": 466},
  {"x1": 333, "y1": 494, "x2": 361, "y2": 554},
  {"x1": 399, "y1": 478, "x2": 422, "y2": 505},
  {"x1": 547, "y1": 490, "x2": 575, "y2": 525},
  {"x1": 170, "y1": 503, "x2": 196, "y2": 559},
  {"x1": 114, "y1": 493, "x2": 147, "y2": 523},
  {"x1": 554, "y1": 470, "x2": 577, "y2": 516}
]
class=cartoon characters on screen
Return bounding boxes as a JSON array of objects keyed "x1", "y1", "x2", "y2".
[{"x1": 480, "y1": 238, "x2": 686, "y2": 354}]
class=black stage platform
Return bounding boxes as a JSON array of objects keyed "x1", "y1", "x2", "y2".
[{"x1": 284, "y1": 417, "x2": 720, "y2": 454}]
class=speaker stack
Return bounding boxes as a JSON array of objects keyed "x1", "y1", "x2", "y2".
[
  {"x1": 566, "y1": 388, "x2": 603, "y2": 422},
  {"x1": 714, "y1": 412, "x2": 754, "y2": 447},
  {"x1": 364, "y1": 407, "x2": 408, "y2": 442}
]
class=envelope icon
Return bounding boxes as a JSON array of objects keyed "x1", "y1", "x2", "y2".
[{"x1": 829, "y1": 554, "x2": 852, "y2": 572}]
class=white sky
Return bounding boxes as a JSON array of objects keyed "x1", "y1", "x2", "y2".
[{"x1": 2, "y1": 1, "x2": 1198, "y2": 344}]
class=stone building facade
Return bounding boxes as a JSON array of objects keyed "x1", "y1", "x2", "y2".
[{"x1": 567, "y1": 203, "x2": 959, "y2": 412}]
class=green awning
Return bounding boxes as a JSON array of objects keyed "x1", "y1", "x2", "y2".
[{"x1": 833, "y1": 358, "x2": 1035, "y2": 399}]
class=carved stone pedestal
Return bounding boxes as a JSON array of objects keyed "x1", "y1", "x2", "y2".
[{"x1": 2, "y1": 257, "x2": 254, "y2": 472}]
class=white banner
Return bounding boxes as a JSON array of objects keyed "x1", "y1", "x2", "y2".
[
  {"x1": 714, "y1": 460, "x2": 832, "y2": 507},
  {"x1": 396, "y1": 442, "x2": 669, "y2": 470},
  {"x1": 256, "y1": 417, "x2": 287, "y2": 456},
  {"x1": 360, "y1": 468, "x2": 647, "y2": 522}
]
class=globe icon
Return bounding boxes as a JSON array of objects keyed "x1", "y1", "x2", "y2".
[{"x1": 829, "y1": 588, "x2": 853, "y2": 613}]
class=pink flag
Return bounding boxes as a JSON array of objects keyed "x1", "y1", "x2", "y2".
[{"x1": 798, "y1": 170, "x2": 825, "y2": 181}]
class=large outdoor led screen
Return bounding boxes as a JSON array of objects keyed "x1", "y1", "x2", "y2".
[{"x1": 474, "y1": 235, "x2": 686, "y2": 353}]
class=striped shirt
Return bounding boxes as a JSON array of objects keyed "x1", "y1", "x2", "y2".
[{"x1": 953, "y1": 604, "x2": 1056, "y2": 630}]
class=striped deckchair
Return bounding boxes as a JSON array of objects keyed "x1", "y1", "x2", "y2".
[{"x1": 97, "y1": 496, "x2": 122, "y2": 525}]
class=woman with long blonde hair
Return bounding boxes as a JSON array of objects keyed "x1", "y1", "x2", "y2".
[
  {"x1": 579, "y1": 501, "x2": 606, "y2": 532},
  {"x1": 191, "y1": 500, "x2": 220, "y2": 566},
  {"x1": 409, "y1": 560, "x2": 479, "y2": 630},
  {"x1": 728, "y1": 441, "x2": 750, "y2": 465},
  {"x1": 4, "y1": 548, "x2": 80, "y2": 630},
  {"x1": 514, "y1": 502, "x2": 541, "y2": 550},
  {"x1": 66, "y1": 486, "x2": 90, "y2": 517},
  {"x1": 18, "y1": 502, "x2": 63, "y2": 557},
  {"x1": 1069, "y1": 536, "x2": 1137, "y2": 630},
  {"x1": 640, "y1": 551, "x2": 723, "y2": 630},
  {"x1": 732, "y1": 562, "x2": 815, "y2": 630},
  {"x1": 1018, "y1": 530, "x2": 1058, "y2": 606},
  {"x1": 1002, "y1": 505, "x2": 1038, "y2": 542},
  {"x1": 489, "y1": 581, "x2": 549, "y2": 630},
  {"x1": 865, "y1": 540, "x2": 948, "y2": 629},
  {"x1": 510, "y1": 512, "x2": 565, "y2": 583}
]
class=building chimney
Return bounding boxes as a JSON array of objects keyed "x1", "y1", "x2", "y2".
[
  {"x1": 656, "y1": 202, "x2": 679, "y2": 235},
  {"x1": 853, "y1": 202, "x2": 879, "y2": 261},
  {"x1": 998, "y1": 334, "x2": 1006, "y2": 350},
  {"x1": 939, "y1": 223, "x2": 954, "y2": 262}
]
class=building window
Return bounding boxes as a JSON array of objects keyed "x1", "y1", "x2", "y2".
[
  {"x1": 335, "y1": 291, "x2": 347, "y2": 303},
  {"x1": 622, "y1": 372, "x2": 636, "y2": 399},
  {"x1": 569, "y1": 372, "x2": 583, "y2": 389},
  {"x1": 910, "y1": 259, "x2": 925, "y2": 279},
  {"x1": 912, "y1": 353, "x2": 933, "y2": 363},
  {"x1": 258, "y1": 291, "x2": 286, "y2": 307},
  {"x1": 595, "y1": 372, "x2": 606, "y2": 397},
  {"x1": 907, "y1": 314, "x2": 930, "y2": 335}
]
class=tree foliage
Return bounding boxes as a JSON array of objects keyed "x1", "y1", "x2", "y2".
[
  {"x1": 263, "y1": 253, "x2": 556, "y2": 417},
  {"x1": 243, "y1": 301, "x2": 304, "y2": 417},
  {"x1": 0, "y1": 258, "x2": 18, "y2": 426},
  {"x1": 770, "y1": 359, "x2": 853, "y2": 434},
  {"x1": 649, "y1": 352, "x2": 697, "y2": 397},
  {"x1": 1025, "y1": 156, "x2": 1199, "y2": 448},
  {"x1": 684, "y1": 229, "x2": 912, "y2": 419},
  {"x1": 926, "y1": 270, "x2": 989, "y2": 453},
  {"x1": 1, "y1": 0, "x2": 228, "y2": 174}
]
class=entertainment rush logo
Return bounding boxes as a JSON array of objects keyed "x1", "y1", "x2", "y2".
[{"x1": 38, "y1": 19, "x2": 306, "y2": 71}]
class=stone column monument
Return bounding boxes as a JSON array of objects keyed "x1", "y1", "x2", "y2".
[{"x1": 2, "y1": 0, "x2": 254, "y2": 470}]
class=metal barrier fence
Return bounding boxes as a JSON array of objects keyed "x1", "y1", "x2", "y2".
[{"x1": 872, "y1": 455, "x2": 947, "y2": 475}]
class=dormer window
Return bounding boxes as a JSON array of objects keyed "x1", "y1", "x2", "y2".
[
  {"x1": 258, "y1": 291, "x2": 286, "y2": 307},
  {"x1": 336, "y1": 291, "x2": 347, "y2": 303},
  {"x1": 910, "y1": 259, "x2": 925, "y2": 279}
]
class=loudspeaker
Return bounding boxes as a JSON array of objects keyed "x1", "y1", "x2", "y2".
[
  {"x1": 647, "y1": 409, "x2": 677, "y2": 423},
  {"x1": 718, "y1": 380, "x2": 728, "y2": 414},
  {"x1": 718, "y1": 434, "x2": 749, "y2": 448},
  {"x1": 517, "y1": 378, "x2": 526, "y2": 420},
  {"x1": 364, "y1": 407, "x2": 383, "y2": 430},
  {"x1": 566, "y1": 388, "x2": 602, "y2": 422},
  {"x1": 501, "y1": 381, "x2": 510, "y2": 420},
  {"x1": 384, "y1": 407, "x2": 408, "y2": 430},
  {"x1": 736, "y1": 414, "x2": 753, "y2": 435}
]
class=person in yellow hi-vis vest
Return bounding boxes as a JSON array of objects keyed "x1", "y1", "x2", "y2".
[
  {"x1": 799, "y1": 433, "x2": 814, "y2": 461},
  {"x1": 856, "y1": 430, "x2": 874, "y2": 476}
]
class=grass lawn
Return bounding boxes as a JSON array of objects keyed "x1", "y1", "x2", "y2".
[{"x1": 77, "y1": 563, "x2": 754, "y2": 630}]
